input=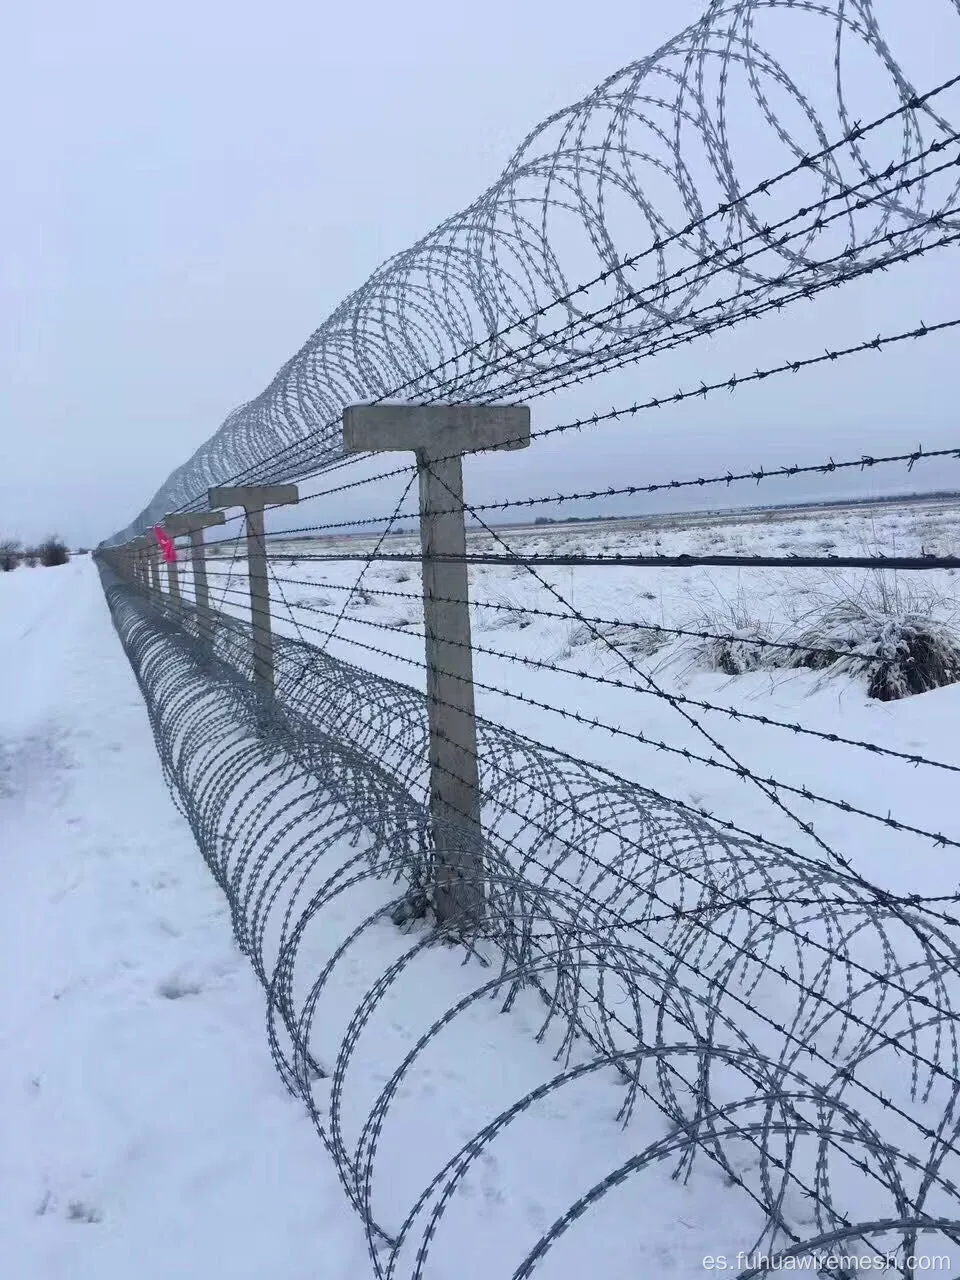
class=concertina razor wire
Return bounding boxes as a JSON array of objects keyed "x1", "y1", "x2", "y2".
[
  {"x1": 94, "y1": 0, "x2": 960, "y2": 1274},
  {"x1": 101, "y1": 0, "x2": 960, "y2": 546},
  {"x1": 97, "y1": 564, "x2": 960, "y2": 1278}
]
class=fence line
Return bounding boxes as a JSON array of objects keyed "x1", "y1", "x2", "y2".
[
  {"x1": 102, "y1": 4, "x2": 960, "y2": 542},
  {"x1": 208, "y1": 441, "x2": 960, "y2": 537},
  {"x1": 162, "y1": 299, "x2": 960, "y2": 549},
  {"x1": 221, "y1": 550, "x2": 960, "y2": 570},
  {"x1": 92, "y1": 1, "x2": 960, "y2": 1274}
]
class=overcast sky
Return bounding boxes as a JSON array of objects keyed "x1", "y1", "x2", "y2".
[{"x1": 2, "y1": 0, "x2": 959, "y2": 548}]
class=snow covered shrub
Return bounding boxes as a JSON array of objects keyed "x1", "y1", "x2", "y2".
[
  {"x1": 475, "y1": 585, "x2": 535, "y2": 631},
  {"x1": 297, "y1": 593, "x2": 333, "y2": 614},
  {"x1": 784, "y1": 573, "x2": 960, "y2": 700},
  {"x1": 687, "y1": 584, "x2": 775, "y2": 676},
  {"x1": 386, "y1": 610, "x2": 420, "y2": 631},
  {"x1": 346, "y1": 586, "x2": 374, "y2": 609},
  {"x1": 550, "y1": 617, "x2": 669, "y2": 666},
  {"x1": 598, "y1": 621, "x2": 670, "y2": 658},
  {"x1": 0, "y1": 538, "x2": 21, "y2": 571},
  {"x1": 703, "y1": 630, "x2": 768, "y2": 675},
  {"x1": 38, "y1": 536, "x2": 69, "y2": 567}
]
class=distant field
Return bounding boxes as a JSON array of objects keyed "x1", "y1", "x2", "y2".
[
  {"x1": 207, "y1": 489, "x2": 960, "y2": 556},
  {"x1": 198, "y1": 494, "x2": 960, "y2": 901}
]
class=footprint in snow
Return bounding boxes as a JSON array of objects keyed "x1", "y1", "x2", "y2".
[
  {"x1": 152, "y1": 918, "x2": 181, "y2": 938},
  {"x1": 66, "y1": 1200, "x2": 102, "y2": 1224},
  {"x1": 157, "y1": 976, "x2": 203, "y2": 1000}
]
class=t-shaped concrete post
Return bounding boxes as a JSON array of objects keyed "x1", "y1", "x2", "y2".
[
  {"x1": 147, "y1": 539, "x2": 161, "y2": 593},
  {"x1": 342, "y1": 402, "x2": 530, "y2": 932},
  {"x1": 161, "y1": 531, "x2": 182, "y2": 610},
  {"x1": 131, "y1": 537, "x2": 147, "y2": 588},
  {"x1": 207, "y1": 485, "x2": 299, "y2": 697},
  {"x1": 165, "y1": 511, "x2": 225, "y2": 641}
]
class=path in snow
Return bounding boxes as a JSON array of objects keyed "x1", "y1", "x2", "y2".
[{"x1": 0, "y1": 559, "x2": 369, "y2": 1280}]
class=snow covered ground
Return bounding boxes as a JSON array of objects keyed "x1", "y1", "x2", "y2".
[
  {"x1": 5, "y1": 494, "x2": 960, "y2": 1279},
  {"x1": 188, "y1": 496, "x2": 960, "y2": 1274},
  {"x1": 0, "y1": 555, "x2": 794, "y2": 1280},
  {"x1": 205, "y1": 495, "x2": 960, "y2": 898},
  {"x1": 0, "y1": 559, "x2": 371, "y2": 1279}
]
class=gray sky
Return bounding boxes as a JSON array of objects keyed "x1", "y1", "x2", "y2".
[{"x1": 2, "y1": 0, "x2": 959, "y2": 548}]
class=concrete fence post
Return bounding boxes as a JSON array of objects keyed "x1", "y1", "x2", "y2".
[
  {"x1": 131, "y1": 538, "x2": 146, "y2": 587},
  {"x1": 207, "y1": 485, "x2": 299, "y2": 698},
  {"x1": 164, "y1": 511, "x2": 226, "y2": 641},
  {"x1": 163, "y1": 533, "x2": 182, "y2": 611},
  {"x1": 342, "y1": 402, "x2": 531, "y2": 931},
  {"x1": 148, "y1": 539, "x2": 160, "y2": 593}
]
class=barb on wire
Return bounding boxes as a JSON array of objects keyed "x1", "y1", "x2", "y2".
[
  {"x1": 209, "y1": 582, "x2": 957, "y2": 853},
  {"x1": 192, "y1": 113, "x2": 960, "y2": 499},
  {"x1": 445, "y1": 163, "x2": 960, "y2": 409},
  {"x1": 264, "y1": 549, "x2": 960, "y2": 570},
  {"x1": 205, "y1": 146, "x2": 960, "y2": 488},
  {"x1": 203, "y1": 565, "x2": 960, "y2": 774},
  {"x1": 203, "y1": 304, "x2": 960, "y2": 529},
  {"x1": 255, "y1": 440, "x2": 960, "y2": 534}
]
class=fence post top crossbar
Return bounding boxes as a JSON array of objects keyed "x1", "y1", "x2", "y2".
[
  {"x1": 207, "y1": 485, "x2": 300, "y2": 511},
  {"x1": 342, "y1": 402, "x2": 531, "y2": 457},
  {"x1": 164, "y1": 511, "x2": 226, "y2": 536}
]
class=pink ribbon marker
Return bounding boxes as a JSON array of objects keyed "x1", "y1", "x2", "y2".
[{"x1": 153, "y1": 525, "x2": 176, "y2": 564}]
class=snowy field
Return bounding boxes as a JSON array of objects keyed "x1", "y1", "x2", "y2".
[{"x1": 205, "y1": 494, "x2": 960, "y2": 898}]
